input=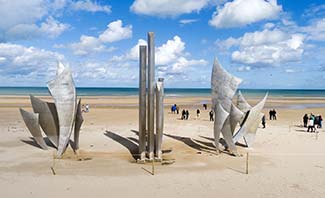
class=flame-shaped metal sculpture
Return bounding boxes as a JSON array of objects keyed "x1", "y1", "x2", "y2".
[
  {"x1": 19, "y1": 62, "x2": 82, "y2": 157},
  {"x1": 211, "y1": 58, "x2": 241, "y2": 154},
  {"x1": 211, "y1": 58, "x2": 267, "y2": 155}
]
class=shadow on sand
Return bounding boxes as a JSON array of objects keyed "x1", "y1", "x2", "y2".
[
  {"x1": 164, "y1": 133, "x2": 216, "y2": 154},
  {"x1": 104, "y1": 131, "x2": 139, "y2": 160},
  {"x1": 20, "y1": 137, "x2": 57, "y2": 149}
]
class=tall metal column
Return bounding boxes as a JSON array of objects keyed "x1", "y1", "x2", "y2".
[
  {"x1": 139, "y1": 45, "x2": 147, "y2": 160},
  {"x1": 155, "y1": 78, "x2": 164, "y2": 160},
  {"x1": 147, "y1": 32, "x2": 155, "y2": 160}
]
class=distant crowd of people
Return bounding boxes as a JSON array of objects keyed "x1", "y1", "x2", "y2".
[
  {"x1": 170, "y1": 103, "x2": 213, "y2": 121},
  {"x1": 303, "y1": 113, "x2": 322, "y2": 132}
]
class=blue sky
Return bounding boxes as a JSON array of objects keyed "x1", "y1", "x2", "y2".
[{"x1": 0, "y1": 0, "x2": 324, "y2": 88}]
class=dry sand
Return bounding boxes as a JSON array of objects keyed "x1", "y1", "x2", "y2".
[{"x1": 1, "y1": 95, "x2": 325, "y2": 197}]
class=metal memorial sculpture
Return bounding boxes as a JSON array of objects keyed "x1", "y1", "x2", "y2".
[
  {"x1": 19, "y1": 62, "x2": 83, "y2": 157},
  {"x1": 211, "y1": 58, "x2": 267, "y2": 155},
  {"x1": 138, "y1": 32, "x2": 165, "y2": 161}
]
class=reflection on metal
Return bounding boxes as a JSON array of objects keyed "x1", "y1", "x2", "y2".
[
  {"x1": 211, "y1": 58, "x2": 242, "y2": 112},
  {"x1": 19, "y1": 108, "x2": 48, "y2": 150},
  {"x1": 147, "y1": 32, "x2": 155, "y2": 160},
  {"x1": 237, "y1": 91, "x2": 251, "y2": 112},
  {"x1": 233, "y1": 94, "x2": 268, "y2": 147},
  {"x1": 138, "y1": 45, "x2": 147, "y2": 161},
  {"x1": 19, "y1": 62, "x2": 83, "y2": 157},
  {"x1": 211, "y1": 58, "x2": 241, "y2": 152},
  {"x1": 213, "y1": 103, "x2": 229, "y2": 151},
  {"x1": 30, "y1": 95, "x2": 59, "y2": 147},
  {"x1": 155, "y1": 78, "x2": 164, "y2": 160},
  {"x1": 48, "y1": 62, "x2": 76, "y2": 157},
  {"x1": 74, "y1": 99, "x2": 83, "y2": 150},
  {"x1": 229, "y1": 103, "x2": 244, "y2": 135}
]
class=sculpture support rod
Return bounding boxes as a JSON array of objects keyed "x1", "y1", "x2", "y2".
[
  {"x1": 155, "y1": 78, "x2": 164, "y2": 160},
  {"x1": 147, "y1": 32, "x2": 155, "y2": 160},
  {"x1": 139, "y1": 45, "x2": 147, "y2": 160}
]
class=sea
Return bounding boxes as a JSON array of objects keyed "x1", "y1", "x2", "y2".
[{"x1": 0, "y1": 87, "x2": 325, "y2": 98}]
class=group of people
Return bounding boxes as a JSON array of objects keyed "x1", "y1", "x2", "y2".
[
  {"x1": 303, "y1": 113, "x2": 322, "y2": 132},
  {"x1": 269, "y1": 109, "x2": 277, "y2": 120},
  {"x1": 170, "y1": 104, "x2": 214, "y2": 121},
  {"x1": 181, "y1": 109, "x2": 190, "y2": 120},
  {"x1": 171, "y1": 104, "x2": 179, "y2": 114}
]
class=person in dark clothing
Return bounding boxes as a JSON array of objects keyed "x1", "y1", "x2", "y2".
[
  {"x1": 196, "y1": 109, "x2": 200, "y2": 118},
  {"x1": 269, "y1": 110, "x2": 273, "y2": 120},
  {"x1": 209, "y1": 110, "x2": 214, "y2": 121},
  {"x1": 315, "y1": 116, "x2": 320, "y2": 128},
  {"x1": 176, "y1": 106, "x2": 179, "y2": 114},
  {"x1": 203, "y1": 104, "x2": 207, "y2": 110},
  {"x1": 303, "y1": 114, "x2": 308, "y2": 127},
  {"x1": 185, "y1": 110, "x2": 189, "y2": 120},
  {"x1": 181, "y1": 109, "x2": 186, "y2": 120},
  {"x1": 273, "y1": 109, "x2": 277, "y2": 120},
  {"x1": 262, "y1": 115, "x2": 266, "y2": 128},
  {"x1": 319, "y1": 115, "x2": 323, "y2": 128}
]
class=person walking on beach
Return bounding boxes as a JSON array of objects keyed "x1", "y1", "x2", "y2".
[
  {"x1": 319, "y1": 115, "x2": 323, "y2": 128},
  {"x1": 262, "y1": 115, "x2": 266, "y2": 128},
  {"x1": 303, "y1": 114, "x2": 308, "y2": 127},
  {"x1": 176, "y1": 106, "x2": 179, "y2": 114},
  {"x1": 209, "y1": 110, "x2": 214, "y2": 121},
  {"x1": 307, "y1": 114, "x2": 315, "y2": 132},
  {"x1": 273, "y1": 109, "x2": 277, "y2": 120},
  {"x1": 196, "y1": 109, "x2": 200, "y2": 118},
  {"x1": 269, "y1": 110, "x2": 273, "y2": 120},
  {"x1": 185, "y1": 110, "x2": 189, "y2": 120},
  {"x1": 203, "y1": 104, "x2": 207, "y2": 110},
  {"x1": 181, "y1": 109, "x2": 186, "y2": 120}
]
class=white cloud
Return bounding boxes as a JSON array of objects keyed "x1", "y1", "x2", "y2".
[
  {"x1": 232, "y1": 33, "x2": 304, "y2": 65},
  {"x1": 0, "y1": 43, "x2": 64, "y2": 84},
  {"x1": 70, "y1": 0, "x2": 111, "y2": 13},
  {"x1": 285, "y1": 69, "x2": 296, "y2": 73},
  {"x1": 209, "y1": 0, "x2": 282, "y2": 28},
  {"x1": 70, "y1": 35, "x2": 115, "y2": 56},
  {"x1": 179, "y1": 19, "x2": 199, "y2": 25},
  {"x1": 111, "y1": 35, "x2": 207, "y2": 79},
  {"x1": 68, "y1": 20, "x2": 131, "y2": 55},
  {"x1": 0, "y1": 0, "x2": 113, "y2": 41},
  {"x1": 0, "y1": 0, "x2": 47, "y2": 30},
  {"x1": 219, "y1": 29, "x2": 305, "y2": 66},
  {"x1": 302, "y1": 18, "x2": 325, "y2": 41},
  {"x1": 99, "y1": 20, "x2": 132, "y2": 43},
  {"x1": 39, "y1": 17, "x2": 70, "y2": 38},
  {"x1": 237, "y1": 66, "x2": 251, "y2": 72},
  {"x1": 130, "y1": 0, "x2": 210, "y2": 17}
]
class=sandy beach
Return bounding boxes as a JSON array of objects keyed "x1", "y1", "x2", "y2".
[{"x1": 1, "y1": 95, "x2": 325, "y2": 197}]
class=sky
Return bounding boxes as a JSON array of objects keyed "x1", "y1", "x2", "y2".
[{"x1": 0, "y1": 0, "x2": 325, "y2": 89}]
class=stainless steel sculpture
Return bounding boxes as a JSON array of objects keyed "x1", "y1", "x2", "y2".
[
  {"x1": 237, "y1": 91, "x2": 251, "y2": 112},
  {"x1": 138, "y1": 45, "x2": 147, "y2": 160},
  {"x1": 48, "y1": 62, "x2": 76, "y2": 157},
  {"x1": 19, "y1": 109, "x2": 48, "y2": 150},
  {"x1": 233, "y1": 94, "x2": 268, "y2": 147},
  {"x1": 30, "y1": 95, "x2": 59, "y2": 147},
  {"x1": 138, "y1": 32, "x2": 165, "y2": 161},
  {"x1": 74, "y1": 99, "x2": 83, "y2": 150},
  {"x1": 211, "y1": 58, "x2": 267, "y2": 154},
  {"x1": 20, "y1": 62, "x2": 83, "y2": 157},
  {"x1": 211, "y1": 58, "x2": 242, "y2": 154},
  {"x1": 147, "y1": 32, "x2": 155, "y2": 160},
  {"x1": 155, "y1": 78, "x2": 164, "y2": 160}
]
